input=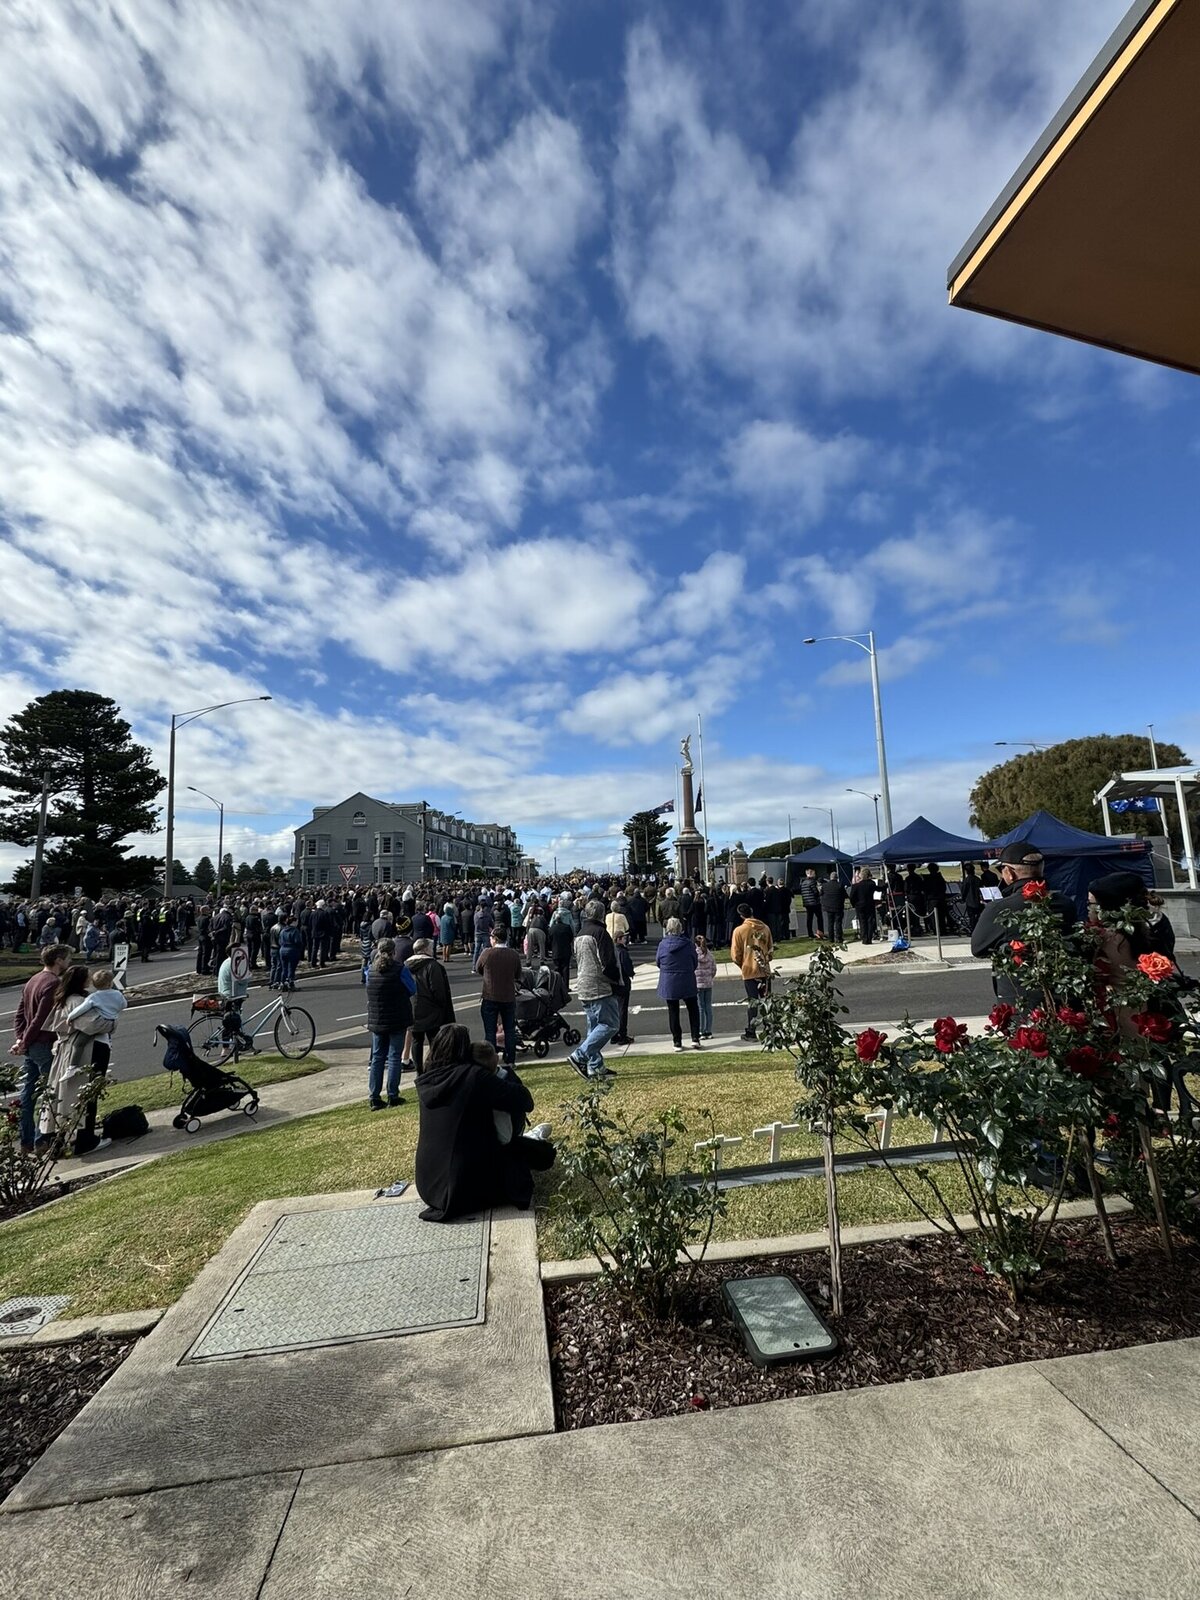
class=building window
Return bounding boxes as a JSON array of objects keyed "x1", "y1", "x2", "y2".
[
  {"x1": 345, "y1": 838, "x2": 359, "y2": 853},
  {"x1": 317, "y1": 835, "x2": 330, "y2": 858},
  {"x1": 318, "y1": 866, "x2": 329, "y2": 885},
  {"x1": 351, "y1": 810, "x2": 367, "y2": 827},
  {"x1": 381, "y1": 864, "x2": 392, "y2": 883},
  {"x1": 306, "y1": 838, "x2": 317, "y2": 857},
  {"x1": 381, "y1": 836, "x2": 391, "y2": 854},
  {"x1": 394, "y1": 836, "x2": 403, "y2": 856},
  {"x1": 305, "y1": 868, "x2": 315, "y2": 886}
]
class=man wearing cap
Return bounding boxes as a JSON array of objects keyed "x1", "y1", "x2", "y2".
[{"x1": 971, "y1": 844, "x2": 1075, "y2": 1004}]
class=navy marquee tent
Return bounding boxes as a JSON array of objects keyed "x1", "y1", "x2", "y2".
[
  {"x1": 852, "y1": 816, "x2": 991, "y2": 868},
  {"x1": 785, "y1": 843, "x2": 855, "y2": 891},
  {"x1": 985, "y1": 809, "x2": 1152, "y2": 914}
]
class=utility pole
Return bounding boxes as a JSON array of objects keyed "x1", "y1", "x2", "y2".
[{"x1": 30, "y1": 771, "x2": 51, "y2": 902}]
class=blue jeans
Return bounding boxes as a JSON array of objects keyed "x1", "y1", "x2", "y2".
[
  {"x1": 19, "y1": 1040, "x2": 53, "y2": 1149},
  {"x1": 368, "y1": 1031, "x2": 405, "y2": 1102},
  {"x1": 698, "y1": 988, "x2": 713, "y2": 1035},
  {"x1": 481, "y1": 999, "x2": 517, "y2": 1066},
  {"x1": 580, "y1": 995, "x2": 619, "y2": 1075},
  {"x1": 279, "y1": 951, "x2": 299, "y2": 988},
  {"x1": 472, "y1": 935, "x2": 488, "y2": 966}
]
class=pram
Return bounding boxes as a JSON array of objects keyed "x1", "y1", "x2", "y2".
[
  {"x1": 155, "y1": 1023, "x2": 259, "y2": 1133},
  {"x1": 515, "y1": 962, "x2": 581, "y2": 1059}
]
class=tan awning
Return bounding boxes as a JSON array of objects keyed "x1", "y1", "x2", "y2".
[{"x1": 948, "y1": 0, "x2": 1200, "y2": 376}]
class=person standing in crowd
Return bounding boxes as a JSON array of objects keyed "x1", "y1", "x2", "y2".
[
  {"x1": 626, "y1": 887, "x2": 649, "y2": 945},
  {"x1": 245, "y1": 904, "x2": 264, "y2": 970},
  {"x1": 365, "y1": 937, "x2": 416, "y2": 1109},
  {"x1": 472, "y1": 898, "x2": 494, "y2": 966},
  {"x1": 971, "y1": 844, "x2": 1075, "y2": 1005},
  {"x1": 656, "y1": 917, "x2": 701, "y2": 1051},
  {"x1": 548, "y1": 900, "x2": 575, "y2": 990},
  {"x1": 407, "y1": 938, "x2": 456, "y2": 1073},
  {"x1": 211, "y1": 902, "x2": 233, "y2": 972},
  {"x1": 694, "y1": 932, "x2": 717, "y2": 1039},
  {"x1": 960, "y1": 862, "x2": 984, "y2": 932},
  {"x1": 276, "y1": 915, "x2": 303, "y2": 990},
  {"x1": 924, "y1": 863, "x2": 950, "y2": 933},
  {"x1": 819, "y1": 872, "x2": 847, "y2": 944},
  {"x1": 605, "y1": 896, "x2": 629, "y2": 944},
  {"x1": 849, "y1": 868, "x2": 878, "y2": 945},
  {"x1": 195, "y1": 904, "x2": 213, "y2": 975},
  {"x1": 475, "y1": 925, "x2": 524, "y2": 1070},
  {"x1": 438, "y1": 901, "x2": 457, "y2": 960},
  {"x1": 730, "y1": 902, "x2": 774, "y2": 1040},
  {"x1": 799, "y1": 868, "x2": 823, "y2": 939},
  {"x1": 523, "y1": 899, "x2": 548, "y2": 962},
  {"x1": 568, "y1": 899, "x2": 621, "y2": 1080},
  {"x1": 612, "y1": 929, "x2": 635, "y2": 1045},
  {"x1": 11, "y1": 944, "x2": 72, "y2": 1153}
]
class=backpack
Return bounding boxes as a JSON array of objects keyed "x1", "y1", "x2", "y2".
[
  {"x1": 102, "y1": 1104, "x2": 150, "y2": 1140},
  {"x1": 747, "y1": 924, "x2": 772, "y2": 977}
]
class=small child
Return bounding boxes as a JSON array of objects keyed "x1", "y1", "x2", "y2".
[
  {"x1": 613, "y1": 930, "x2": 635, "y2": 1045},
  {"x1": 66, "y1": 970, "x2": 127, "y2": 1155},
  {"x1": 694, "y1": 934, "x2": 717, "y2": 1040},
  {"x1": 473, "y1": 1041, "x2": 514, "y2": 1145}
]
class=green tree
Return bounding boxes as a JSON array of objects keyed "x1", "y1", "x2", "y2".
[
  {"x1": 969, "y1": 733, "x2": 1192, "y2": 844},
  {"x1": 220, "y1": 853, "x2": 234, "y2": 889},
  {"x1": 235, "y1": 860, "x2": 254, "y2": 883},
  {"x1": 0, "y1": 691, "x2": 162, "y2": 896},
  {"x1": 271, "y1": 865, "x2": 286, "y2": 880},
  {"x1": 751, "y1": 835, "x2": 819, "y2": 859},
  {"x1": 171, "y1": 858, "x2": 189, "y2": 884},
  {"x1": 251, "y1": 857, "x2": 271, "y2": 880},
  {"x1": 622, "y1": 809, "x2": 672, "y2": 872},
  {"x1": 194, "y1": 856, "x2": 216, "y2": 892}
]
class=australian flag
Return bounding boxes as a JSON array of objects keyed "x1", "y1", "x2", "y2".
[
  {"x1": 653, "y1": 799, "x2": 675, "y2": 815},
  {"x1": 1109, "y1": 797, "x2": 1159, "y2": 814}
]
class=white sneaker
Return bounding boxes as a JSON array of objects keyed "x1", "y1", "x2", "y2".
[{"x1": 526, "y1": 1122, "x2": 552, "y2": 1141}]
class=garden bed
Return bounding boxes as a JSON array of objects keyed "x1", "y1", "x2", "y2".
[
  {"x1": 0, "y1": 1171, "x2": 112, "y2": 1227},
  {"x1": 545, "y1": 1218, "x2": 1200, "y2": 1430},
  {"x1": 0, "y1": 1335, "x2": 136, "y2": 1501}
]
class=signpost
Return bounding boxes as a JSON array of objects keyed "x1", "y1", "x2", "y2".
[
  {"x1": 112, "y1": 941, "x2": 130, "y2": 992},
  {"x1": 230, "y1": 944, "x2": 250, "y2": 983},
  {"x1": 339, "y1": 864, "x2": 358, "y2": 884}
]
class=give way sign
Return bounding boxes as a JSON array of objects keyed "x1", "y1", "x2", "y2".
[{"x1": 339, "y1": 864, "x2": 359, "y2": 883}]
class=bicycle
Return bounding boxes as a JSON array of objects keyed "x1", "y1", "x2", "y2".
[{"x1": 188, "y1": 989, "x2": 317, "y2": 1066}]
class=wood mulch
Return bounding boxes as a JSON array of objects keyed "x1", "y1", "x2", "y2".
[
  {"x1": 545, "y1": 1219, "x2": 1200, "y2": 1430},
  {"x1": 0, "y1": 1336, "x2": 136, "y2": 1502}
]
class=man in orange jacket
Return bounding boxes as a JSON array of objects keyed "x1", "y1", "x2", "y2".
[{"x1": 729, "y1": 902, "x2": 774, "y2": 1040}]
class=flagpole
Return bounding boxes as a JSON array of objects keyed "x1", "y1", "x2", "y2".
[
  {"x1": 697, "y1": 711, "x2": 710, "y2": 880},
  {"x1": 674, "y1": 762, "x2": 682, "y2": 879}
]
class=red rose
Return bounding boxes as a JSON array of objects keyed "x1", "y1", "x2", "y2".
[
  {"x1": 1103, "y1": 1113, "x2": 1122, "y2": 1136},
  {"x1": 1137, "y1": 953, "x2": 1175, "y2": 984},
  {"x1": 1132, "y1": 1012, "x2": 1174, "y2": 1043},
  {"x1": 855, "y1": 1027, "x2": 888, "y2": 1063},
  {"x1": 933, "y1": 1016, "x2": 968, "y2": 1054},
  {"x1": 1064, "y1": 1045, "x2": 1106, "y2": 1080},
  {"x1": 1009, "y1": 940, "x2": 1026, "y2": 967},
  {"x1": 1009, "y1": 1026, "x2": 1049, "y2": 1058},
  {"x1": 987, "y1": 1003, "x2": 1015, "y2": 1034},
  {"x1": 1055, "y1": 1007, "x2": 1088, "y2": 1033},
  {"x1": 1021, "y1": 879, "x2": 1049, "y2": 900}
]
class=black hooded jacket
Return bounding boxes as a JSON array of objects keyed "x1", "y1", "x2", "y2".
[{"x1": 415, "y1": 1058, "x2": 535, "y2": 1222}]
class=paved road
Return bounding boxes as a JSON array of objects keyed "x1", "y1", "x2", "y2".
[{"x1": 11, "y1": 944, "x2": 1198, "y2": 1085}]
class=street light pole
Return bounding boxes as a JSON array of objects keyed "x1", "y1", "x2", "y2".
[
  {"x1": 846, "y1": 788, "x2": 881, "y2": 843},
  {"x1": 803, "y1": 631, "x2": 893, "y2": 838},
  {"x1": 1148, "y1": 724, "x2": 1159, "y2": 769},
  {"x1": 164, "y1": 696, "x2": 271, "y2": 904},
  {"x1": 30, "y1": 771, "x2": 51, "y2": 903},
  {"x1": 188, "y1": 787, "x2": 225, "y2": 900},
  {"x1": 803, "y1": 804, "x2": 836, "y2": 848}
]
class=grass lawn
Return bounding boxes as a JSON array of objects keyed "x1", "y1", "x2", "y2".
[
  {"x1": 100, "y1": 1053, "x2": 330, "y2": 1115},
  {"x1": 0, "y1": 1048, "x2": 970, "y2": 1318}
]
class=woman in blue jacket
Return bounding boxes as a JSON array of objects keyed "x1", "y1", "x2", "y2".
[{"x1": 656, "y1": 917, "x2": 701, "y2": 1051}]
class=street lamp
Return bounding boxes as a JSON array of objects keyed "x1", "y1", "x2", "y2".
[
  {"x1": 803, "y1": 632, "x2": 893, "y2": 838},
  {"x1": 164, "y1": 697, "x2": 271, "y2": 904},
  {"x1": 803, "y1": 804, "x2": 837, "y2": 848},
  {"x1": 846, "y1": 787, "x2": 881, "y2": 843},
  {"x1": 187, "y1": 786, "x2": 225, "y2": 900}
]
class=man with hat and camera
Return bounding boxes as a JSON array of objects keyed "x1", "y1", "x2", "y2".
[{"x1": 971, "y1": 843, "x2": 1075, "y2": 1004}]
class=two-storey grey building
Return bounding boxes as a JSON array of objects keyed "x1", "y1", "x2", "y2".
[{"x1": 292, "y1": 793, "x2": 520, "y2": 889}]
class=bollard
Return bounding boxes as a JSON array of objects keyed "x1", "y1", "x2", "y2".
[{"x1": 933, "y1": 905, "x2": 944, "y2": 963}]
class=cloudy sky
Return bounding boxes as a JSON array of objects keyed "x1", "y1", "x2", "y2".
[{"x1": 2, "y1": 0, "x2": 1196, "y2": 877}]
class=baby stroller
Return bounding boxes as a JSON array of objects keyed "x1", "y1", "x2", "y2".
[
  {"x1": 515, "y1": 963, "x2": 581, "y2": 1059},
  {"x1": 155, "y1": 1024, "x2": 259, "y2": 1134}
]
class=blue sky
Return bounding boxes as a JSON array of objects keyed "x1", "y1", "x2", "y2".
[{"x1": 1, "y1": 0, "x2": 1196, "y2": 876}]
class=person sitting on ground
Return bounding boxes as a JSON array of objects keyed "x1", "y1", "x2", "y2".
[{"x1": 415, "y1": 1024, "x2": 555, "y2": 1223}]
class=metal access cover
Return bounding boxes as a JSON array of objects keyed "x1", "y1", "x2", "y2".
[
  {"x1": 0, "y1": 1295, "x2": 71, "y2": 1339},
  {"x1": 183, "y1": 1205, "x2": 489, "y2": 1362},
  {"x1": 722, "y1": 1275, "x2": 838, "y2": 1366}
]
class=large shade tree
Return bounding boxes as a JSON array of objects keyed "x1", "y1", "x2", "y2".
[
  {"x1": 969, "y1": 734, "x2": 1193, "y2": 847},
  {"x1": 0, "y1": 691, "x2": 162, "y2": 895}
]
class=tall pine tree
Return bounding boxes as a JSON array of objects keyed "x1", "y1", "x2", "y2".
[
  {"x1": 623, "y1": 808, "x2": 672, "y2": 872},
  {"x1": 194, "y1": 856, "x2": 216, "y2": 892},
  {"x1": 0, "y1": 691, "x2": 162, "y2": 895}
]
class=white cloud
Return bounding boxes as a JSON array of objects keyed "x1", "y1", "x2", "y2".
[
  {"x1": 726, "y1": 421, "x2": 867, "y2": 522},
  {"x1": 565, "y1": 666, "x2": 738, "y2": 748}
]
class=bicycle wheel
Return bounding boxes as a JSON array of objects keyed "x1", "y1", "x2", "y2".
[
  {"x1": 188, "y1": 1015, "x2": 234, "y2": 1066},
  {"x1": 274, "y1": 1004, "x2": 316, "y2": 1059}
]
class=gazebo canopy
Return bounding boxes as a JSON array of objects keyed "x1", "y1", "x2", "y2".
[
  {"x1": 986, "y1": 807, "x2": 1155, "y2": 912},
  {"x1": 948, "y1": 0, "x2": 1200, "y2": 376},
  {"x1": 852, "y1": 816, "x2": 989, "y2": 867},
  {"x1": 1095, "y1": 766, "x2": 1199, "y2": 889},
  {"x1": 785, "y1": 842, "x2": 855, "y2": 890}
]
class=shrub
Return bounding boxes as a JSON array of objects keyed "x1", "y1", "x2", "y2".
[{"x1": 553, "y1": 1081, "x2": 725, "y2": 1319}]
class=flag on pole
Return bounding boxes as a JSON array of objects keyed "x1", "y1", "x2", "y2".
[
  {"x1": 695, "y1": 786, "x2": 703, "y2": 813},
  {"x1": 653, "y1": 799, "x2": 675, "y2": 815}
]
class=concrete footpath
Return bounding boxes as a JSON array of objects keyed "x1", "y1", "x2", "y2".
[{"x1": 1, "y1": 1179, "x2": 1198, "y2": 1598}]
